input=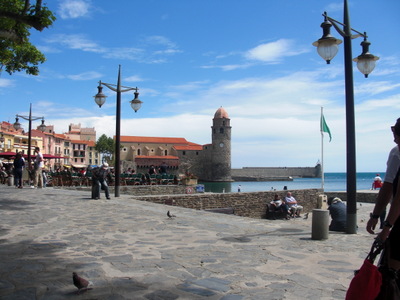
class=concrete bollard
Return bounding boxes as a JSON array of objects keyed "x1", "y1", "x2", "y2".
[
  {"x1": 312, "y1": 209, "x2": 329, "y2": 240},
  {"x1": 317, "y1": 194, "x2": 328, "y2": 209},
  {"x1": 7, "y1": 176, "x2": 14, "y2": 186}
]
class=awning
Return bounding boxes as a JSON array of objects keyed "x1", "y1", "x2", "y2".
[
  {"x1": 71, "y1": 164, "x2": 87, "y2": 168},
  {"x1": 0, "y1": 151, "x2": 17, "y2": 158}
]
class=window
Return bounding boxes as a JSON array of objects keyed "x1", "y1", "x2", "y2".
[
  {"x1": 183, "y1": 151, "x2": 186, "y2": 155},
  {"x1": 219, "y1": 128, "x2": 224, "y2": 133},
  {"x1": 137, "y1": 149, "x2": 141, "y2": 155},
  {"x1": 164, "y1": 150, "x2": 168, "y2": 156}
]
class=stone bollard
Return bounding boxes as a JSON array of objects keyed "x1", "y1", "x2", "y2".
[
  {"x1": 7, "y1": 176, "x2": 14, "y2": 186},
  {"x1": 317, "y1": 194, "x2": 328, "y2": 209},
  {"x1": 311, "y1": 209, "x2": 329, "y2": 240}
]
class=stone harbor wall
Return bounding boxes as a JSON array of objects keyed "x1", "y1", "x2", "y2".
[
  {"x1": 325, "y1": 191, "x2": 378, "y2": 204},
  {"x1": 231, "y1": 166, "x2": 321, "y2": 181},
  {"x1": 132, "y1": 189, "x2": 322, "y2": 219},
  {"x1": 76, "y1": 185, "x2": 378, "y2": 219}
]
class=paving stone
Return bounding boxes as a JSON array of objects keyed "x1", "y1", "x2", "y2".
[{"x1": 0, "y1": 185, "x2": 378, "y2": 299}]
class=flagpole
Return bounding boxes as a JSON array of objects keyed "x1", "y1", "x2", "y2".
[{"x1": 321, "y1": 107, "x2": 325, "y2": 190}]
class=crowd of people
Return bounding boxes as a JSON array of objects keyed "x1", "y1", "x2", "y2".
[{"x1": 0, "y1": 147, "x2": 49, "y2": 188}]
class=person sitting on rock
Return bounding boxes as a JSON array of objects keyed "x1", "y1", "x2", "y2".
[
  {"x1": 269, "y1": 193, "x2": 290, "y2": 219},
  {"x1": 284, "y1": 192, "x2": 303, "y2": 218},
  {"x1": 327, "y1": 197, "x2": 347, "y2": 232}
]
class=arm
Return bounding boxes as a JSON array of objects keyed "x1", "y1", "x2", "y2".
[
  {"x1": 366, "y1": 182, "x2": 393, "y2": 234},
  {"x1": 377, "y1": 177, "x2": 400, "y2": 241}
]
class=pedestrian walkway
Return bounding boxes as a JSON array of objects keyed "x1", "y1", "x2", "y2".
[{"x1": 0, "y1": 185, "x2": 378, "y2": 299}]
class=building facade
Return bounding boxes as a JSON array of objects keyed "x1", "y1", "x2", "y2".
[
  {"x1": 119, "y1": 107, "x2": 232, "y2": 182},
  {"x1": 0, "y1": 121, "x2": 100, "y2": 171}
]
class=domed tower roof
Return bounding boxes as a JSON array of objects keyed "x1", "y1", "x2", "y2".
[{"x1": 214, "y1": 107, "x2": 229, "y2": 119}]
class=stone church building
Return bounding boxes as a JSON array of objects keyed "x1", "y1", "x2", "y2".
[{"x1": 119, "y1": 107, "x2": 232, "y2": 182}]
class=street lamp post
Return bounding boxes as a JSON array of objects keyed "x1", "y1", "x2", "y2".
[
  {"x1": 313, "y1": 0, "x2": 379, "y2": 234},
  {"x1": 13, "y1": 103, "x2": 46, "y2": 169},
  {"x1": 93, "y1": 65, "x2": 142, "y2": 197}
]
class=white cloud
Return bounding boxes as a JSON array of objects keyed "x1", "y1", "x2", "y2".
[
  {"x1": 355, "y1": 81, "x2": 400, "y2": 96},
  {"x1": 66, "y1": 71, "x2": 103, "y2": 81},
  {"x1": 103, "y1": 47, "x2": 144, "y2": 60},
  {"x1": 58, "y1": 0, "x2": 91, "y2": 19},
  {"x1": 124, "y1": 75, "x2": 145, "y2": 83},
  {"x1": 0, "y1": 78, "x2": 14, "y2": 88},
  {"x1": 44, "y1": 34, "x2": 181, "y2": 64},
  {"x1": 245, "y1": 39, "x2": 309, "y2": 63},
  {"x1": 45, "y1": 34, "x2": 105, "y2": 53}
]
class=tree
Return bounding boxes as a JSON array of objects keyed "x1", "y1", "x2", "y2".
[
  {"x1": 95, "y1": 134, "x2": 115, "y2": 163},
  {"x1": 0, "y1": 0, "x2": 56, "y2": 75}
]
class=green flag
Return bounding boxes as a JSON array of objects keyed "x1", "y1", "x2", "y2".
[{"x1": 320, "y1": 113, "x2": 332, "y2": 142}]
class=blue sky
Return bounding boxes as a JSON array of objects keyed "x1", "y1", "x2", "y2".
[{"x1": 1, "y1": 0, "x2": 399, "y2": 172}]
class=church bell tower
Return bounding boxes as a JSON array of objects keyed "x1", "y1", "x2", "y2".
[{"x1": 210, "y1": 107, "x2": 231, "y2": 181}]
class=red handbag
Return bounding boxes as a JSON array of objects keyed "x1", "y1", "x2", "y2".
[{"x1": 346, "y1": 240, "x2": 383, "y2": 300}]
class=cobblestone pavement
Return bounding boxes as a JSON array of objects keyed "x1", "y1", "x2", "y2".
[{"x1": 0, "y1": 185, "x2": 378, "y2": 299}]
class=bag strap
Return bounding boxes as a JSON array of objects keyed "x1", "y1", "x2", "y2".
[{"x1": 367, "y1": 239, "x2": 384, "y2": 263}]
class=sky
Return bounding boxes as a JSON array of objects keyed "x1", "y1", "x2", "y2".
[{"x1": 1, "y1": 0, "x2": 400, "y2": 172}]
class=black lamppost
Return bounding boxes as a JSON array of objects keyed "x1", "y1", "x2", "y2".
[
  {"x1": 93, "y1": 65, "x2": 142, "y2": 197},
  {"x1": 13, "y1": 103, "x2": 46, "y2": 169},
  {"x1": 313, "y1": 0, "x2": 379, "y2": 234}
]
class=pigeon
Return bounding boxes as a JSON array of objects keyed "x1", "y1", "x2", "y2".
[
  {"x1": 303, "y1": 212, "x2": 309, "y2": 220},
  {"x1": 72, "y1": 272, "x2": 92, "y2": 294},
  {"x1": 167, "y1": 210, "x2": 176, "y2": 218}
]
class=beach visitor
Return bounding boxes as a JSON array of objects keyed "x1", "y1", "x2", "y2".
[
  {"x1": 13, "y1": 152, "x2": 25, "y2": 188},
  {"x1": 91, "y1": 163, "x2": 111, "y2": 200},
  {"x1": 269, "y1": 193, "x2": 289, "y2": 219},
  {"x1": 284, "y1": 192, "x2": 303, "y2": 217},
  {"x1": 327, "y1": 197, "x2": 346, "y2": 232},
  {"x1": 270, "y1": 194, "x2": 283, "y2": 211},
  {"x1": 148, "y1": 165, "x2": 157, "y2": 175},
  {"x1": 372, "y1": 173, "x2": 383, "y2": 190},
  {"x1": 366, "y1": 118, "x2": 400, "y2": 274},
  {"x1": 237, "y1": 185, "x2": 241, "y2": 192},
  {"x1": 42, "y1": 165, "x2": 48, "y2": 188},
  {"x1": 32, "y1": 147, "x2": 44, "y2": 188},
  {"x1": 159, "y1": 162, "x2": 167, "y2": 175}
]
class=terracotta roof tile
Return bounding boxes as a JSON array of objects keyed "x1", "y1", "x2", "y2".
[
  {"x1": 136, "y1": 155, "x2": 179, "y2": 160},
  {"x1": 71, "y1": 140, "x2": 89, "y2": 144},
  {"x1": 214, "y1": 107, "x2": 229, "y2": 119},
  {"x1": 120, "y1": 136, "x2": 199, "y2": 146}
]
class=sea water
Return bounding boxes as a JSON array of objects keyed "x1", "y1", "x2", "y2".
[{"x1": 200, "y1": 172, "x2": 384, "y2": 193}]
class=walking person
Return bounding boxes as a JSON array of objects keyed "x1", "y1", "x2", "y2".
[
  {"x1": 32, "y1": 147, "x2": 44, "y2": 188},
  {"x1": 366, "y1": 118, "x2": 400, "y2": 274},
  {"x1": 13, "y1": 152, "x2": 25, "y2": 188},
  {"x1": 91, "y1": 163, "x2": 111, "y2": 200}
]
